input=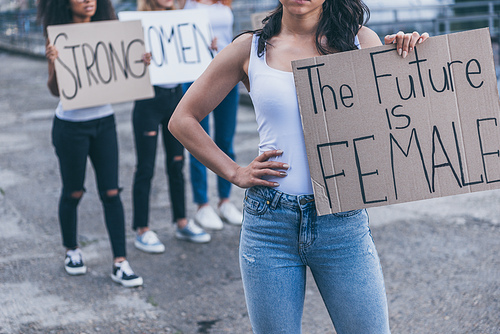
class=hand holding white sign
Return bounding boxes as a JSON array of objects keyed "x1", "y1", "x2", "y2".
[{"x1": 118, "y1": 9, "x2": 214, "y2": 85}]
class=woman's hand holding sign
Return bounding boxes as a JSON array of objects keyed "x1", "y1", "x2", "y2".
[{"x1": 385, "y1": 31, "x2": 430, "y2": 58}]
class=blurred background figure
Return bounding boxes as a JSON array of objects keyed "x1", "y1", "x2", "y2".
[
  {"x1": 131, "y1": 0, "x2": 211, "y2": 256},
  {"x1": 179, "y1": 0, "x2": 244, "y2": 231}
]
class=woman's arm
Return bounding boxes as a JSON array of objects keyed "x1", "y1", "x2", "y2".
[
  {"x1": 45, "y1": 40, "x2": 59, "y2": 97},
  {"x1": 169, "y1": 33, "x2": 287, "y2": 189}
]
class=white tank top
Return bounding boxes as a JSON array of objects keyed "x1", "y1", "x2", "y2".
[
  {"x1": 248, "y1": 34, "x2": 313, "y2": 195},
  {"x1": 247, "y1": 34, "x2": 361, "y2": 195}
]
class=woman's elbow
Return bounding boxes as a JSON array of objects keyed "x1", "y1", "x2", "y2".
[
  {"x1": 48, "y1": 87, "x2": 59, "y2": 97},
  {"x1": 168, "y1": 112, "x2": 182, "y2": 139},
  {"x1": 47, "y1": 80, "x2": 60, "y2": 97}
]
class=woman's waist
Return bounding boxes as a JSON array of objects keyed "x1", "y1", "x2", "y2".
[{"x1": 246, "y1": 186, "x2": 314, "y2": 210}]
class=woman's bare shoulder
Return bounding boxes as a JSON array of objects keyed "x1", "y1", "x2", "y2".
[
  {"x1": 232, "y1": 32, "x2": 254, "y2": 50},
  {"x1": 221, "y1": 32, "x2": 253, "y2": 64},
  {"x1": 201, "y1": 31, "x2": 253, "y2": 81},
  {"x1": 357, "y1": 26, "x2": 383, "y2": 49}
]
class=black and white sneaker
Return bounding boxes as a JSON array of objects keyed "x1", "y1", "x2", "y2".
[
  {"x1": 64, "y1": 248, "x2": 87, "y2": 275},
  {"x1": 111, "y1": 260, "x2": 143, "y2": 288}
]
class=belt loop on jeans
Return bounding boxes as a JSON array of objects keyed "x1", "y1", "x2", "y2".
[{"x1": 269, "y1": 189, "x2": 282, "y2": 210}]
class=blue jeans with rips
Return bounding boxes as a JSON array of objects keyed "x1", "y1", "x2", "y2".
[{"x1": 240, "y1": 186, "x2": 390, "y2": 334}]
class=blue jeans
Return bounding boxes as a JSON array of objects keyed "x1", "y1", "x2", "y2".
[
  {"x1": 240, "y1": 186, "x2": 390, "y2": 334},
  {"x1": 183, "y1": 83, "x2": 239, "y2": 204}
]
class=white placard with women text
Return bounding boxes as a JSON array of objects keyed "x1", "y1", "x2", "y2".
[{"x1": 119, "y1": 9, "x2": 215, "y2": 85}]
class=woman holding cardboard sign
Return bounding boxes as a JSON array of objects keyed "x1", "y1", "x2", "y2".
[
  {"x1": 37, "y1": 0, "x2": 143, "y2": 287},
  {"x1": 131, "y1": 0, "x2": 211, "y2": 253},
  {"x1": 169, "y1": 0, "x2": 428, "y2": 332}
]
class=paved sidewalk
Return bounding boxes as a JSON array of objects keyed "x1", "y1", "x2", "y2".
[{"x1": 0, "y1": 51, "x2": 499, "y2": 333}]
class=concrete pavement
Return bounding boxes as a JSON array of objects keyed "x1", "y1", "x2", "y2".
[{"x1": 0, "y1": 50, "x2": 499, "y2": 333}]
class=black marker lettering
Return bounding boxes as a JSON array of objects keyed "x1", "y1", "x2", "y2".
[
  {"x1": 317, "y1": 141, "x2": 349, "y2": 209},
  {"x1": 431, "y1": 125, "x2": 462, "y2": 192},
  {"x1": 353, "y1": 136, "x2": 388, "y2": 204},
  {"x1": 390, "y1": 129, "x2": 431, "y2": 199},
  {"x1": 466, "y1": 59, "x2": 484, "y2": 89},
  {"x1": 370, "y1": 49, "x2": 393, "y2": 104},
  {"x1": 477, "y1": 118, "x2": 500, "y2": 183},
  {"x1": 296, "y1": 63, "x2": 325, "y2": 115}
]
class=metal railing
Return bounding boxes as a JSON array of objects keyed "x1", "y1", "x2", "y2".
[
  {"x1": 367, "y1": 1, "x2": 500, "y2": 38},
  {"x1": 1, "y1": 1, "x2": 500, "y2": 58},
  {"x1": 0, "y1": 9, "x2": 45, "y2": 56}
]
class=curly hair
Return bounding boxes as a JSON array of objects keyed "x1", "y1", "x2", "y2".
[
  {"x1": 255, "y1": 0, "x2": 370, "y2": 57},
  {"x1": 37, "y1": 0, "x2": 117, "y2": 36}
]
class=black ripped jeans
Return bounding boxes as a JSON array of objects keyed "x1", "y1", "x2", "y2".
[
  {"x1": 132, "y1": 85, "x2": 186, "y2": 230},
  {"x1": 52, "y1": 114, "x2": 126, "y2": 258}
]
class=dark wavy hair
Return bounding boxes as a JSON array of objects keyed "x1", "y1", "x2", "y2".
[
  {"x1": 37, "y1": 0, "x2": 117, "y2": 36},
  {"x1": 255, "y1": 0, "x2": 369, "y2": 57}
]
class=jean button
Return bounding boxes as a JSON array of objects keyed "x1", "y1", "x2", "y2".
[{"x1": 299, "y1": 198, "x2": 307, "y2": 205}]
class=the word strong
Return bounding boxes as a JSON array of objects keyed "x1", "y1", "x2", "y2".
[
  {"x1": 48, "y1": 20, "x2": 153, "y2": 110},
  {"x1": 292, "y1": 28, "x2": 500, "y2": 216}
]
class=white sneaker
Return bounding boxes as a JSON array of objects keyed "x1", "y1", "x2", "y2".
[
  {"x1": 111, "y1": 260, "x2": 143, "y2": 288},
  {"x1": 219, "y1": 202, "x2": 243, "y2": 225},
  {"x1": 134, "y1": 230, "x2": 165, "y2": 254},
  {"x1": 194, "y1": 205, "x2": 224, "y2": 230},
  {"x1": 64, "y1": 248, "x2": 87, "y2": 275},
  {"x1": 175, "y1": 220, "x2": 211, "y2": 243}
]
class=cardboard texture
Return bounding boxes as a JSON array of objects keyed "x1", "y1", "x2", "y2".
[
  {"x1": 119, "y1": 9, "x2": 214, "y2": 85},
  {"x1": 47, "y1": 20, "x2": 154, "y2": 110},
  {"x1": 292, "y1": 28, "x2": 500, "y2": 216}
]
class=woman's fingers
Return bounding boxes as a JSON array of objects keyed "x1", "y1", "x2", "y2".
[
  {"x1": 234, "y1": 150, "x2": 289, "y2": 188},
  {"x1": 395, "y1": 31, "x2": 405, "y2": 56},
  {"x1": 385, "y1": 31, "x2": 430, "y2": 58},
  {"x1": 254, "y1": 149, "x2": 283, "y2": 162},
  {"x1": 45, "y1": 45, "x2": 58, "y2": 62},
  {"x1": 142, "y1": 52, "x2": 152, "y2": 66},
  {"x1": 407, "y1": 31, "x2": 420, "y2": 53},
  {"x1": 253, "y1": 150, "x2": 288, "y2": 176},
  {"x1": 418, "y1": 32, "x2": 430, "y2": 44}
]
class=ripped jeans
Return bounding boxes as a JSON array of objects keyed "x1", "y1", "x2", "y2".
[
  {"x1": 132, "y1": 85, "x2": 186, "y2": 228},
  {"x1": 240, "y1": 186, "x2": 390, "y2": 334},
  {"x1": 52, "y1": 115, "x2": 126, "y2": 258}
]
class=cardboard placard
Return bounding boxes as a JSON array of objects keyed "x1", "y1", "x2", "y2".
[
  {"x1": 292, "y1": 28, "x2": 500, "y2": 215},
  {"x1": 118, "y1": 9, "x2": 214, "y2": 85},
  {"x1": 47, "y1": 20, "x2": 154, "y2": 110}
]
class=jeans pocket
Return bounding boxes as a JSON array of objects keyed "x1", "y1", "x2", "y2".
[
  {"x1": 244, "y1": 194, "x2": 268, "y2": 216},
  {"x1": 333, "y1": 209, "x2": 363, "y2": 217}
]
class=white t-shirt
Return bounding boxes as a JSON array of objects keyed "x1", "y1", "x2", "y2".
[
  {"x1": 184, "y1": 0, "x2": 234, "y2": 51},
  {"x1": 55, "y1": 102, "x2": 114, "y2": 122}
]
